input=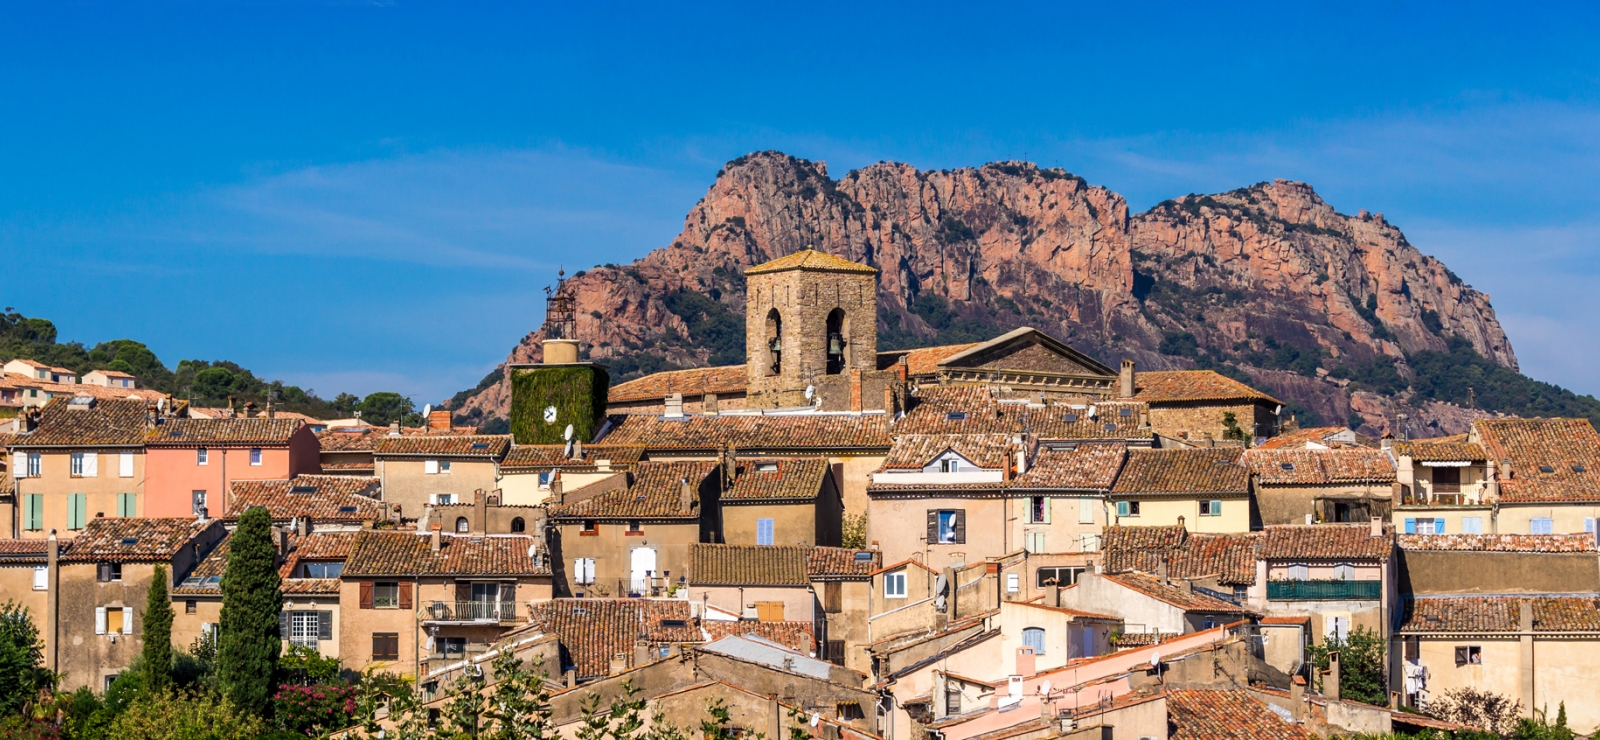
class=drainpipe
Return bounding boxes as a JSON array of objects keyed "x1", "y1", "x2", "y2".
[{"x1": 46, "y1": 531, "x2": 58, "y2": 673}]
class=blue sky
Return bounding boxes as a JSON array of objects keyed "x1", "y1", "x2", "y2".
[{"x1": 6, "y1": 2, "x2": 1600, "y2": 403}]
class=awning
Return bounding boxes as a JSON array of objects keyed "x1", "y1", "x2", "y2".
[{"x1": 1419, "y1": 461, "x2": 1471, "y2": 467}]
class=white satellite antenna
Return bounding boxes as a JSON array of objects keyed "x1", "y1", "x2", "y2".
[
  {"x1": 809, "y1": 713, "x2": 820, "y2": 728},
  {"x1": 1086, "y1": 404, "x2": 1097, "y2": 419},
  {"x1": 422, "y1": 404, "x2": 432, "y2": 421},
  {"x1": 804, "y1": 385, "x2": 815, "y2": 400},
  {"x1": 1150, "y1": 651, "x2": 1160, "y2": 667},
  {"x1": 563, "y1": 424, "x2": 574, "y2": 441}
]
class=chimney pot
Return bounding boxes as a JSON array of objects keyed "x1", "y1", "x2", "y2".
[
  {"x1": 389, "y1": 420, "x2": 401, "y2": 437},
  {"x1": 680, "y1": 477, "x2": 693, "y2": 511},
  {"x1": 431, "y1": 526, "x2": 442, "y2": 552},
  {"x1": 664, "y1": 393, "x2": 684, "y2": 418}
]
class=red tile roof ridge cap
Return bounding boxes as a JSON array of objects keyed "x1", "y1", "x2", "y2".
[
  {"x1": 871, "y1": 558, "x2": 939, "y2": 576},
  {"x1": 1005, "y1": 600, "x2": 1121, "y2": 621}
]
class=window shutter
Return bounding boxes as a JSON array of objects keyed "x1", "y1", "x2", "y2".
[
  {"x1": 926, "y1": 511, "x2": 938, "y2": 543},
  {"x1": 573, "y1": 559, "x2": 583, "y2": 584},
  {"x1": 95, "y1": 607, "x2": 106, "y2": 635},
  {"x1": 757, "y1": 518, "x2": 774, "y2": 546},
  {"x1": 120, "y1": 453, "x2": 134, "y2": 478},
  {"x1": 1079, "y1": 497, "x2": 1094, "y2": 524},
  {"x1": 318, "y1": 612, "x2": 334, "y2": 641},
  {"x1": 1404, "y1": 518, "x2": 1416, "y2": 535},
  {"x1": 83, "y1": 452, "x2": 97, "y2": 477},
  {"x1": 399, "y1": 582, "x2": 414, "y2": 609},
  {"x1": 126, "y1": 606, "x2": 137, "y2": 635},
  {"x1": 359, "y1": 581, "x2": 374, "y2": 609},
  {"x1": 33, "y1": 567, "x2": 46, "y2": 590},
  {"x1": 1455, "y1": 646, "x2": 1468, "y2": 667},
  {"x1": 499, "y1": 583, "x2": 516, "y2": 603},
  {"x1": 455, "y1": 582, "x2": 471, "y2": 603},
  {"x1": 1041, "y1": 498, "x2": 1051, "y2": 524},
  {"x1": 279, "y1": 612, "x2": 290, "y2": 639},
  {"x1": 425, "y1": 460, "x2": 439, "y2": 475},
  {"x1": 953, "y1": 510, "x2": 966, "y2": 544}
]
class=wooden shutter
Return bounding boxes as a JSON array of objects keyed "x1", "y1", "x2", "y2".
[
  {"x1": 926, "y1": 511, "x2": 938, "y2": 543},
  {"x1": 399, "y1": 582, "x2": 414, "y2": 609},
  {"x1": 499, "y1": 583, "x2": 516, "y2": 603},
  {"x1": 825, "y1": 582, "x2": 841, "y2": 614},
  {"x1": 455, "y1": 582, "x2": 471, "y2": 603},
  {"x1": 756, "y1": 602, "x2": 785, "y2": 622},
  {"x1": 359, "y1": 581, "x2": 374, "y2": 609},
  {"x1": 95, "y1": 607, "x2": 106, "y2": 635},
  {"x1": 318, "y1": 612, "x2": 334, "y2": 640},
  {"x1": 1455, "y1": 646, "x2": 1468, "y2": 667},
  {"x1": 953, "y1": 510, "x2": 966, "y2": 544}
]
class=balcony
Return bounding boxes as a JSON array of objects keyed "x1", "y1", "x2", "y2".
[
  {"x1": 1267, "y1": 580, "x2": 1381, "y2": 601},
  {"x1": 422, "y1": 600, "x2": 517, "y2": 623}
]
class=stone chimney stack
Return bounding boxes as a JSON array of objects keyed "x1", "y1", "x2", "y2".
[
  {"x1": 474, "y1": 489, "x2": 488, "y2": 535},
  {"x1": 1370, "y1": 516, "x2": 1383, "y2": 538},
  {"x1": 664, "y1": 393, "x2": 684, "y2": 418},
  {"x1": 1119, "y1": 360, "x2": 1136, "y2": 399},
  {"x1": 431, "y1": 525, "x2": 442, "y2": 552},
  {"x1": 428, "y1": 409, "x2": 452, "y2": 430},
  {"x1": 680, "y1": 477, "x2": 693, "y2": 512},
  {"x1": 389, "y1": 420, "x2": 401, "y2": 437},
  {"x1": 296, "y1": 516, "x2": 310, "y2": 537},
  {"x1": 850, "y1": 368, "x2": 863, "y2": 413}
]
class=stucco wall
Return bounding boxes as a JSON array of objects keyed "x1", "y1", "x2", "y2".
[
  {"x1": 378, "y1": 458, "x2": 499, "y2": 520},
  {"x1": 1058, "y1": 574, "x2": 1185, "y2": 635},
  {"x1": 0, "y1": 563, "x2": 53, "y2": 662},
  {"x1": 817, "y1": 578, "x2": 872, "y2": 674},
  {"x1": 145, "y1": 445, "x2": 295, "y2": 517},
  {"x1": 1007, "y1": 493, "x2": 1109, "y2": 555},
  {"x1": 1110, "y1": 495, "x2": 1250, "y2": 533},
  {"x1": 12, "y1": 448, "x2": 144, "y2": 538},
  {"x1": 553, "y1": 521, "x2": 700, "y2": 597},
  {"x1": 1496, "y1": 503, "x2": 1600, "y2": 536},
  {"x1": 722, "y1": 501, "x2": 819, "y2": 547},
  {"x1": 866, "y1": 495, "x2": 1007, "y2": 572},
  {"x1": 692, "y1": 585, "x2": 815, "y2": 624},
  {"x1": 1399, "y1": 550, "x2": 1600, "y2": 595},
  {"x1": 57, "y1": 561, "x2": 155, "y2": 691}
]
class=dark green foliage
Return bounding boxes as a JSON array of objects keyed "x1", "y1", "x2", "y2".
[
  {"x1": 1238, "y1": 337, "x2": 1321, "y2": 377},
  {"x1": 602, "y1": 352, "x2": 683, "y2": 384},
  {"x1": 354, "y1": 392, "x2": 419, "y2": 427},
  {"x1": 1221, "y1": 412, "x2": 1249, "y2": 441},
  {"x1": 218, "y1": 507, "x2": 283, "y2": 717},
  {"x1": 0, "y1": 602, "x2": 50, "y2": 717},
  {"x1": 1159, "y1": 332, "x2": 1200, "y2": 358},
  {"x1": 1308, "y1": 625, "x2": 1387, "y2": 706},
  {"x1": 141, "y1": 565, "x2": 173, "y2": 693},
  {"x1": 1409, "y1": 337, "x2": 1600, "y2": 428},
  {"x1": 661, "y1": 290, "x2": 745, "y2": 367},
  {"x1": 509, "y1": 366, "x2": 608, "y2": 445},
  {"x1": 936, "y1": 217, "x2": 976, "y2": 243},
  {"x1": 1329, "y1": 355, "x2": 1407, "y2": 396}
]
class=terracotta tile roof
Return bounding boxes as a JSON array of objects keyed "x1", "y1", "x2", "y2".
[
  {"x1": 146, "y1": 417, "x2": 302, "y2": 446},
  {"x1": 1168, "y1": 689, "x2": 1312, "y2": 740},
  {"x1": 1101, "y1": 572, "x2": 1254, "y2": 614},
  {"x1": 1133, "y1": 370, "x2": 1283, "y2": 405},
  {"x1": 1399, "y1": 595, "x2": 1600, "y2": 633},
  {"x1": 1254, "y1": 426, "x2": 1373, "y2": 450},
  {"x1": 372, "y1": 434, "x2": 511, "y2": 458},
  {"x1": 745, "y1": 249, "x2": 878, "y2": 275},
  {"x1": 895, "y1": 386, "x2": 1150, "y2": 439},
  {"x1": 807, "y1": 547, "x2": 880, "y2": 580},
  {"x1": 343, "y1": 531, "x2": 548, "y2": 577},
  {"x1": 1111, "y1": 447, "x2": 1249, "y2": 496},
  {"x1": 225, "y1": 475, "x2": 383, "y2": 522},
  {"x1": 1397, "y1": 533, "x2": 1597, "y2": 553},
  {"x1": 62, "y1": 518, "x2": 220, "y2": 563},
  {"x1": 1101, "y1": 526, "x2": 1259, "y2": 586},
  {"x1": 1258, "y1": 524, "x2": 1393, "y2": 562},
  {"x1": 10, "y1": 397, "x2": 149, "y2": 447},
  {"x1": 549, "y1": 461, "x2": 718, "y2": 520},
  {"x1": 601, "y1": 413, "x2": 892, "y2": 450},
  {"x1": 608, "y1": 365, "x2": 748, "y2": 402},
  {"x1": 1260, "y1": 615, "x2": 1312, "y2": 625},
  {"x1": 176, "y1": 531, "x2": 362, "y2": 596},
  {"x1": 320, "y1": 462, "x2": 375, "y2": 472},
  {"x1": 1011, "y1": 442, "x2": 1126, "y2": 489},
  {"x1": 171, "y1": 537, "x2": 229, "y2": 594},
  {"x1": 0, "y1": 539, "x2": 70, "y2": 562},
  {"x1": 1393, "y1": 436, "x2": 1487, "y2": 463},
  {"x1": 724, "y1": 458, "x2": 829, "y2": 501},
  {"x1": 529, "y1": 599, "x2": 695, "y2": 679},
  {"x1": 316, "y1": 426, "x2": 482, "y2": 452},
  {"x1": 501, "y1": 444, "x2": 645, "y2": 470},
  {"x1": 1243, "y1": 448, "x2": 1395, "y2": 485},
  {"x1": 1475, "y1": 418, "x2": 1600, "y2": 503},
  {"x1": 702, "y1": 621, "x2": 816, "y2": 654},
  {"x1": 876, "y1": 343, "x2": 982, "y2": 376},
  {"x1": 1111, "y1": 631, "x2": 1179, "y2": 649},
  {"x1": 690, "y1": 543, "x2": 810, "y2": 586},
  {"x1": 881, "y1": 434, "x2": 1014, "y2": 471}
]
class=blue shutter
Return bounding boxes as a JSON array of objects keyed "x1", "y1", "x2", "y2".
[
  {"x1": 1435, "y1": 518, "x2": 1445, "y2": 534},
  {"x1": 1404, "y1": 518, "x2": 1416, "y2": 534},
  {"x1": 757, "y1": 518, "x2": 774, "y2": 546},
  {"x1": 1022, "y1": 628, "x2": 1045, "y2": 655}
]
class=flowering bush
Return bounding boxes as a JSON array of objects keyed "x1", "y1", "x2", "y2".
[{"x1": 273, "y1": 683, "x2": 357, "y2": 736}]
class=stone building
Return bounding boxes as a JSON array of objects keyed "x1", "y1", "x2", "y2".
[
  {"x1": 743, "y1": 249, "x2": 885, "y2": 410},
  {"x1": 1108, "y1": 447, "x2": 1252, "y2": 532},
  {"x1": 8, "y1": 397, "x2": 148, "y2": 539},
  {"x1": 1244, "y1": 447, "x2": 1398, "y2": 525},
  {"x1": 372, "y1": 434, "x2": 510, "y2": 518}
]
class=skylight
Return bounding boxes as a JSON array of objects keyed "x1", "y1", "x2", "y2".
[
  {"x1": 1281, "y1": 463, "x2": 1295, "y2": 471},
  {"x1": 1575, "y1": 465, "x2": 1588, "y2": 473},
  {"x1": 471, "y1": 443, "x2": 489, "y2": 450},
  {"x1": 290, "y1": 485, "x2": 317, "y2": 494},
  {"x1": 1540, "y1": 465, "x2": 1556, "y2": 473},
  {"x1": 1119, "y1": 407, "x2": 1133, "y2": 417},
  {"x1": 120, "y1": 538, "x2": 139, "y2": 545},
  {"x1": 756, "y1": 462, "x2": 779, "y2": 472},
  {"x1": 1063, "y1": 414, "x2": 1079, "y2": 423},
  {"x1": 338, "y1": 506, "x2": 359, "y2": 513},
  {"x1": 945, "y1": 412, "x2": 967, "y2": 421},
  {"x1": 853, "y1": 552, "x2": 874, "y2": 561}
]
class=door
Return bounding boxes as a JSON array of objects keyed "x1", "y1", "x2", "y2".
[{"x1": 630, "y1": 547, "x2": 657, "y2": 594}]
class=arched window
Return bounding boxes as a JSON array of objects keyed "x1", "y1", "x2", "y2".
[
  {"x1": 1022, "y1": 627, "x2": 1045, "y2": 655},
  {"x1": 825, "y1": 308, "x2": 847, "y2": 375},
  {"x1": 765, "y1": 309, "x2": 783, "y2": 376},
  {"x1": 510, "y1": 517, "x2": 526, "y2": 533},
  {"x1": 455, "y1": 517, "x2": 470, "y2": 533},
  {"x1": 1333, "y1": 563, "x2": 1356, "y2": 581}
]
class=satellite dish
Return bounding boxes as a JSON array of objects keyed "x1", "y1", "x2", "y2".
[
  {"x1": 809, "y1": 713, "x2": 820, "y2": 728},
  {"x1": 1150, "y1": 651, "x2": 1160, "y2": 667},
  {"x1": 804, "y1": 385, "x2": 815, "y2": 400},
  {"x1": 933, "y1": 573, "x2": 949, "y2": 595},
  {"x1": 1086, "y1": 404, "x2": 1097, "y2": 418},
  {"x1": 1039, "y1": 679, "x2": 1051, "y2": 695},
  {"x1": 422, "y1": 403, "x2": 432, "y2": 420},
  {"x1": 564, "y1": 440, "x2": 573, "y2": 458},
  {"x1": 543, "y1": 405, "x2": 558, "y2": 423},
  {"x1": 563, "y1": 424, "x2": 574, "y2": 441}
]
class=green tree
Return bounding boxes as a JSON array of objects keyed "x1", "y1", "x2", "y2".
[
  {"x1": 483, "y1": 648, "x2": 553, "y2": 740},
  {"x1": 443, "y1": 669, "x2": 487, "y2": 739},
  {"x1": 840, "y1": 513, "x2": 867, "y2": 550},
  {"x1": 108, "y1": 691, "x2": 265, "y2": 740},
  {"x1": 0, "y1": 601, "x2": 51, "y2": 717},
  {"x1": 1307, "y1": 625, "x2": 1387, "y2": 706},
  {"x1": 217, "y1": 507, "x2": 283, "y2": 717},
  {"x1": 605, "y1": 681, "x2": 645, "y2": 740},
  {"x1": 574, "y1": 695, "x2": 610, "y2": 740},
  {"x1": 358, "y1": 392, "x2": 418, "y2": 427},
  {"x1": 141, "y1": 565, "x2": 174, "y2": 693}
]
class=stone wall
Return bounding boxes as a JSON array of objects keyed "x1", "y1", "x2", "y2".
[{"x1": 745, "y1": 266, "x2": 878, "y2": 410}]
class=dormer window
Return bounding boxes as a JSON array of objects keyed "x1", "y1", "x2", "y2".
[{"x1": 940, "y1": 459, "x2": 959, "y2": 473}]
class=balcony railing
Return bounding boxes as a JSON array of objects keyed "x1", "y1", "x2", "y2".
[
  {"x1": 423, "y1": 600, "x2": 517, "y2": 622},
  {"x1": 1267, "y1": 580, "x2": 1381, "y2": 601}
]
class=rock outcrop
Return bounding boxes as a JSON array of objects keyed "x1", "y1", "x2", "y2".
[{"x1": 449, "y1": 152, "x2": 1517, "y2": 437}]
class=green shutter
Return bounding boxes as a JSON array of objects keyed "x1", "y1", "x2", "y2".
[
  {"x1": 118, "y1": 493, "x2": 136, "y2": 518},
  {"x1": 23, "y1": 495, "x2": 42, "y2": 531},
  {"x1": 68, "y1": 493, "x2": 88, "y2": 530}
]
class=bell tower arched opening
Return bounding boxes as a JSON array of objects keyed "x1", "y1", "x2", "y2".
[
  {"x1": 826, "y1": 308, "x2": 848, "y2": 375},
  {"x1": 765, "y1": 309, "x2": 783, "y2": 377}
]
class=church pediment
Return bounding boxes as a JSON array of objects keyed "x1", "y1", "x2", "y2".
[{"x1": 936, "y1": 327, "x2": 1116, "y2": 378}]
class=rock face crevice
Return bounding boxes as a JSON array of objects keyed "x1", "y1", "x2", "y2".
[{"x1": 450, "y1": 151, "x2": 1515, "y2": 437}]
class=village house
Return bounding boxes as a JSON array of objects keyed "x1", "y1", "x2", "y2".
[
  {"x1": 1391, "y1": 435, "x2": 1493, "y2": 534},
  {"x1": 1108, "y1": 446, "x2": 1252, "y2": 532},
  {"x1": 1006, "y1": 440, "x2": 1127, "y2": 557},
  {"x1": 688, "y1": 543, "x2": 818, "y2": 634},
  {"x1": 223, "y1": 474, "x2": 388, "y2": 531},
  {"x1": 3, "y1": 359, "x2": 76, "y2": 386},
  {"x1": 143, "y1": 416, "x2": 320, "y2": 519},
  {"x1": 807, "y1": 545, "x2": 879, "y2": 673},
  {"x1": 1244, "y1": 447, "x2": 1397, "y2": 525},
  {"x1": 1256, "y1": 425, "x2": 1377, "y2": 450},
  {"x1": 8, "y1": 397, "x2": 148, "y2": 539},
  {"x1": 1130, "y1": 368, "x2": 1284, "y2": 444},
  {"x1": 52, "y1": 517, "x2": 226, "y2": 691},
  {"x1": 1253, "y1": 522, "x2": 1396, "y2": 646},
  {"x1": 81, "y1": 370, "x2": 136, "y2": 389},
  {"x1": 495, "y1": 443, "x2": 643, "y2": 506},
  {"x1": 1059, "y1": 571, "x2": 1254, "y2": 636},
  {"x1": 0, "y1": 538, "x2": 65, "y2": 669},
  {"x1": 719, "y1": 457, "x2": 840, "y2": 547},
  {"x1": 372, "y1": 433, "x2": 510, "y2": 518},
  {"x1": 314, "y1": 420, "x2": 484, "y2": 477}
]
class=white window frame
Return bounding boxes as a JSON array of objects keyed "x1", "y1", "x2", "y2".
[
  {"x1": 573, "y1": 558, "x2": 596, "y2": 585},
  {"x1": 26, "y1": 453, "x2": 41, "y2": 478},
  {"x1": 1200, "y1": 499, "x2": 1222, "y2": 517},
  {"x1": 425, "y1": 460, "x2": 440, "y2": 475},
  {"x1": 1028, "y1": 496, "x2": 1050, "y2": 524},
  {"x1": 1462, "y1": 516, "x2": 1484, "y2": 534},
  {"x1": 119, "y1": 453, "x2": 134, "y2": 478},
  {"x1": 1531, "y1": 518, "x2": 1554, "y2": 535},
  {"x1": 70, "y1": 453, "x2": 84, "y2": 477},
  {"x1": 756, "y1": 518, "x2": 775, "y2": 546},
  {"x1": 32, "y1": 566, "x2": 47, "y2": 591},
  {"x1": 1287, "y1": 563, "x2": 1310, "y2": 581},
  {"x1": 250, "y1": 448, "x2": 263, "y2": 466},
  {"x1": 1333, "y1": 563, "x2": 1356, "y2": 581},
  {"x1": 884, "y1": 571, "x2": 907, "y2": 598},
  {"x1": 290, "y1": 611, "x2": 320, "y2": 649},
  {"x1": 197, "y1": 448, "x2": 209, "y2": 466},
  {"x1": 1078, "y1": 496, "x2": 1094, "y2": 524}
]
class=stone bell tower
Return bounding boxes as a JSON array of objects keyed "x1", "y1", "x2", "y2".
[{"x1": 743, "y1": 249, "x2": 879, "y2": 409}]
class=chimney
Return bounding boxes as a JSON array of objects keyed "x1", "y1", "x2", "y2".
[
  {"x1": 1014, "y1": 436, "x2": 1029, "y2": 475},
  {"x1": 574, "y1": 440, "x2": 584, "y2": 460},
  {"x1": 1016, "y1": 647, "x2": 1036, "y2": 677},
  {"x1": 896, "y1": 355, "x2": 908, "y2": 383},
  {"x1": 1156, "y1": 558, "x2": 1169, "y2": 585},
  {"x1": 680, "y1": 477, "x2": 693, "y2": 512},
  {"x1": 608, "y1": 653, "x2": 628, "y2": 676},
  {"x1": 296, "y1": 516, "x2": 310, "y2": 537},
  {"x1": 431, "y1": 525, "x2": 442, "y2": 552},
  {"x1": 1370, "y1": 516, "x2": 1382, "y2": 538},
  {"x1": 265, "y1": 400, "x2": 275, "y2": 419},
  {"x1": 1485, "y1": 458, "x2": 1500, "y2": 499},
  {"x1": 1519, "y1": 599, "x2": 1533, "y2": 632},
  {"x1": 850, "y1": 368, "x2": 863, "y2": 413},
  {"x1": 564, "y1": 669, "x2": 576, "y2": 688},
  {"x1": 389, "y1": 420, "x2": 401, "y2": 437},
  {"x1": 1119, "y1": 359, "x2": 1136, "y2": 399},
  {"x1": 1003, "y1": 445, "x2": 1014, "y2": 483},
  {"x1": 664, "y1": 393, "x2": 684, "y2": 418},
  {"x1": 474, "y1": 489, "x2": 488, "y2": 535},
  {"x1": 1326, "y1": 651, "x2": 1341, "y2": 701},
  {"x1": 1290, "y1": 675, "x2": 1306, "y2": 719},
  {"x1": 428, "y1": 409, "x2": 452, "y2": 430},
  {"x1": 704, "y1": 393, "x2": 719, "y2": 415},
  {"x1": 632, "y1": 639, "x2": 651, "y2": 668},
  {"x1": 1177, "y1": 515, "x2": 1186, "y2": 532},
  {"x1": 768, "y1": 696, "x2": 782, "y2": 740},
  {"x1": 883, "y1": 387, "x2": 896, "y2": 416}
]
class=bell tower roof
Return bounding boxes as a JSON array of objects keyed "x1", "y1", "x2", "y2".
[{"x1": 745, "y1": 249, "x2": 878, "y2": 276}]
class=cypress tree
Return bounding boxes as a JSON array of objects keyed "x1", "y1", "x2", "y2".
[
  {"x1": 141, "y1": 564, "x2": 174, "y2": 692},
  {"x1": 217, "y1": 506, "x2": 282, "y2": 717}
]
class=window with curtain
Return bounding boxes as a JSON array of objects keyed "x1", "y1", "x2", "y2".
[{"x1": 1022, "y1": 627, "x2": 1045, "y2": 655}]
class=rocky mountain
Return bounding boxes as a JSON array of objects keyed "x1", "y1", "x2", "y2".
[{"x1": 450, "y1": 151, "x2": 1593, "y2": 438}]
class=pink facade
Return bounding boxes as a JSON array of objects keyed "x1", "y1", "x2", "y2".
[{"x1": 144, "y1": 425, "x2": 320, "y2": 518}]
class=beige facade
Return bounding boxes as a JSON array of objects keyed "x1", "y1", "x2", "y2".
[
  {"x1": 338, "y1": 574, "x2": 552, "y2": 676},
  {"x1": 377, "y1": 457, "x2": 498, "y2": 520},
  {"x1": 553, "y1": 520, "x2": 703, "y2": 597},
  {"x1": 1256, "y1": 482, "x2": 1394, "y2": 526},
  {"x1": 867, "y1": 494, "x2": 1006, "y2": 573},
  {"x1": 816, "y1": 577, "x2": 872, "y2": 674},
  {"x1": 996, "y1": 600, "x2": 1118, "y2": 673},
  {"x1": 692, "y1": 585, "x2": 816, "y2": 625},
  {"x1": 1409, "y1": 636, "x2": 1600, "y2": 734},
  {"x1": 11, "y1": 447, "x2": 144, "y2": 539}
]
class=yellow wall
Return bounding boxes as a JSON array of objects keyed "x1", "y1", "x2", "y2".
[
  {"x1": 13, "y1": 449, "x2": 144, "y2": 539},
  {"x1": 1112, "y1": 496, "x2": 1249, "y2": 533}
]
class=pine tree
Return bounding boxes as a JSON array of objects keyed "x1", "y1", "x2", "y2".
[
  {"x1": 0, "y1": 601, "x2": 48, "y2": 716},
  {"x1": 217, "y1": 507, "x2": 283, "y2": 717},
  {"x1": 141, "y1": 564, "x2": 174, "y2": 693}
]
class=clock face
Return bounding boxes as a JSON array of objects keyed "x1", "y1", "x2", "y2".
[{"x1": 543, "y1": 406, "x2": 558, "y2": 423}]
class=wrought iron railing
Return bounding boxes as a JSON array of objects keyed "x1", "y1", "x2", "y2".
[
  {"x1": 1267, "y1": 580, "x2": 1381, "y2": 601},
  {"x1": 423, "y1": 600, "x2": 517, "y2": 622}
]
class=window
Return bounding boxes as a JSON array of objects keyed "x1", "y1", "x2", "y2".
[
  {"x1": 626, "y1": 519, "x2": 643, "y2": 534},
  {"x1": 117, "y1": 493, "x2": 136, "y2": 518},
  {"x1": 929, "y1": 510, "x2": 964, "y2": 544},
  {"x1": 1462, "y1": 517, "x2": 1484, "y2": 534},
  {"x1": 23, "y1": 495, "x2": 42, "y2": 531},
  {"x1": 1024, "y1": 531, "x2": 1047, "y2": 553},
  {"x1": 250, "y1": 448, "x2": 263, "y2": 466},
  {"x1": 510, "y1": 517, "x2": 526, "y2": 533},
  {"x1": 1287, "y1": 563, "x2": 1310, "y2": 581},
  {"x1": 425, "y1": 460, "x2": 439, "y2": 475},
  {"x1": 1080, "y1": 533, "x2": 1101, "y2": 552},
  {"x1": 372, "y1": 633, "x2": 400, "y2": 661},
  {"x1": 438, "y1": 637, "x2": 467, "y2": 658},
  {"x1": 32, "y1": 566, "x2": 47, "y2": 591},
  {"x1": 1199, "y1": 499, "x2": 1222, "y2": 517},
  {"x1": 1325, "y1": 615, "x2": 1350, "y2": 642},
  {"x1": 580, "y1": 519, "x2": 597, "y2": 535},
  {"x1": 440, "y1": 460, "x2": 451, "y2": 473},
  {"x1": 429, "y1": 493, "x2": 454, "y2": 505},
  {"x1": 573, "y1": 558, "x2": 596, "y2": 585},
  {"x1": 373, "y1": 582, "x2": 400, "y2": 608},
  {"x1": 455, "y1": 517, "x2": 470, "y2": 533},
  {"x1": 1403, "y1": 518, "x2": 1444, "y2": 535},
  {"x1": 197, "y1": 448, "x2": 208, "y2": 465},
  {"x1": 756, "y1": 518, "x2": 774, "y2": 545},
  {"x1": 98, "y1": 563, "x2": 123, "y2": 582},
  {"x1": 118, "y1": 453, "x2": 134, "y2": 478},
  {"x1": 300, "y1": 561, "x2": 344, "y2": 578},
  {"x1": 26, "y1": 454, "x2": 40, "y2": 478},
  {"x1": 1036, "y1": 566, "x2": 1084, "y2": 588},
  {"x1": 289, "y1": 611, "x2": 321, "y2": 648},
  {"x1": 192, "y1": 490, "x2": 208, "y2": 516},
  {"x1": 1116, "y1": 501, "x2": 1140, "y2": 518},
  {"x1": 71, "y1": 452, "x2": 97, "y2": 477},
  {"x1": 1078, "y1": 496, "x2": 1095, "y2": 524},
  {"x1": 944, "y1": 686, "x2": 962, "y2": 715},
  {"x1": 939, "y1": 458, "x2": 958, "y2": 473},
  {"x1": 1454, "y1": 646, "x2": 1482, "y2": 666},
  {"x1": 884, "y1": 570, "x2": 907, "y2": 598},
  {"x1": 1531, "y1": 518, "x2": 1554, "y2": 535},
  {"x1": 95, "y1": 607, "x2": 129, "y2": 636},
  {"x1": 1006, "y1": 573, "x2": 1020, "y2": 593},
  {"x1": 538, "y1": 472, "x2": 551, "y2": 489},
  {"x1": 1028, "y1": 496, "x2": 1050, "y2": 524},
  {"x1": 1022, "y1": 627, "x2": 1045, "y2": 655},
  {"x1": 67, "y1": 493, "x2": 87, "y2": 530},
  {"x1": 185, "y1": 600, "x2": 197, "y2": 614},
  {"x1": 1333, "y1": 563, "x2": 1356, "y2": 581}
]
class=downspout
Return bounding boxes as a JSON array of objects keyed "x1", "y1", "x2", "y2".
[{"x1": 46, "y1": 531, "x2": 58, "y2": 673}]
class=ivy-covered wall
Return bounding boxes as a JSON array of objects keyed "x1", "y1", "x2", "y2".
[{"x1": 509, "y1": 364, "x2": 609, "y2": 445}]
